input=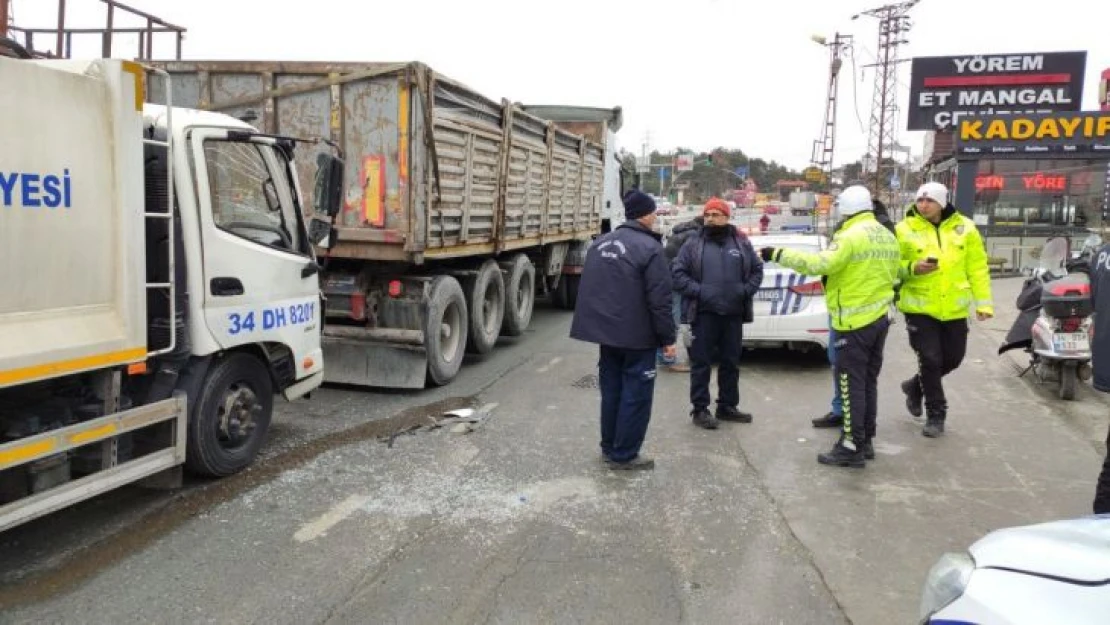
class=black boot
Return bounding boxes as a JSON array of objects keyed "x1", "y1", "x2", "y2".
[
  {"x1": 716, "y1": 405, "x2": 753, "y2": 423},
  {"x1": 901, "y1": 377, "x2": 924, "y2": 418},
  {"x1": 862, "y1": 438, "x2": 875, "y2": 460},
  {"x1": 811, "y1": 412, "x2": 843, "y2": 428},
  {"x1": 922, "y1": 418, "x2": 945, "y2": 438},
  {"x1": 923, "y1": 407, "x2": 946, "y2": 438},
  {"x1": 817, "y1": 436, "x2": 866, "y2": 468},
  {"x1": 692, "y1": 408, "x2": 719, "y2": 430}
]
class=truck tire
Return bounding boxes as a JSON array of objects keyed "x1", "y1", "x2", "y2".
[
  {"x1": 464, "y1": 260, "x2": 505, "y2": 355},
  {"x1": 500, "y1": 254, "x2": 535, "y2": 336},
  {"x1": 1060, "y1": 361, "x2": 1078, "y2": 400},
  {"x1": 426, "y1": 275, "x2": 469, "y2": 386},
  {"x1": 185, "y1": 352, "x2": 273, "y2": 477},
  {"x1": 552, "y1": 275, "x2": 580, "y2": 310}
]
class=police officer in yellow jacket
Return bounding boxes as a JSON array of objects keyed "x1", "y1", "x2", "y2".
[
  {"x1": 760, "y1": 185, "x2": 901, "y2": 468},
  {"x1": 897, "y1": 182, "x2": 993, "y2": 438}
]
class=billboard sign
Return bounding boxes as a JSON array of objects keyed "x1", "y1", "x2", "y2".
[
  {"x1": 907, "y1": 51, "x2": 1086, "y2": 131},
  {"x1": 955, "y1": 111, "x2": 1110, "y2": 156},
  {"x1": 674, "y1": 153, "x2": 694, "y2": 172}
]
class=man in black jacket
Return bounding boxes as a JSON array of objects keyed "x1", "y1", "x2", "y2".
[
  {"x1": 661, "y1": 216, "x2": 704, "y2": 372},
  {"x1": 571, "y1": 191, "x2": 677, "y2": 470},
  {"x1": 673, "y1": 197, "x2": 764, "y2": 429},
  {"x1": 1088, "y1": 242, "x2": 1110, "y2": 513}
]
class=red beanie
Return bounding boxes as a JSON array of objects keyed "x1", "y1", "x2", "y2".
[{"x1": 704, "y1": 197, "x2": 730, "y2": 217}]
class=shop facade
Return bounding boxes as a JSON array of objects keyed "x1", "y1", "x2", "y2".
[{"x1": 932, "y1": 112, "x2": 1110, "y2": 272}]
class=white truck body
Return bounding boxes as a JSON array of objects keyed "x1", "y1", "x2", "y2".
[{"x1": 0, "y1": 59, "x2": 148, "y2": 386}]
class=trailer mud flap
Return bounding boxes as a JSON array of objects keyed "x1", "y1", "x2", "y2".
[{"x1": 322, "y1": 336, "x2": 428, "y2": 389}]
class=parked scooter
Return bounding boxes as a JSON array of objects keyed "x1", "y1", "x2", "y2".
[{"x1": 999, "y1": 237, "x2": 1097, "y2": 400}]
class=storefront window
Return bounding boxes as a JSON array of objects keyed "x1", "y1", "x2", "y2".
[{"x1": 972, "y1": 159, "x2": 1107, "y2": 229}]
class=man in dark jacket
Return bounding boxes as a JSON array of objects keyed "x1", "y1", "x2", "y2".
[
  {"x1": 672, "y1": 197, "x2": 764, "y2": 429},
  {"x1": 1088, "y1": 243, "x2": 1110, "y2": 513},
  {"x1": 570, "y1": 190, "x2": 677, "y2": 470},
  {"x1": 661, "y1": 216, "x2": 704, "y2": 372}
]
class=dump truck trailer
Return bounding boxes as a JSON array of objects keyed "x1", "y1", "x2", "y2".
[
  {"x1": 147, "y1": 61, "x2": 625, "y2": 388},
  {"x1": 0, "y1": 54, "x2": 341, "y2": 532}
]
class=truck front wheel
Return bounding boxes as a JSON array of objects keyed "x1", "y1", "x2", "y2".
[
  {"x1": 426, "y1": 275, "x2": 469, "y2": 386},
  {"x1": 185, "y1": 353, "x2": 274, "y2": 477}
]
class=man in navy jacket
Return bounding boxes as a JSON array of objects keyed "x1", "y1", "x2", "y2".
[
  {"x1": 673, "y1": 198, "x2": 764, "y2": 429},
  {"x1": 571, "y1": 191, "x2": 677, "y2": 470},
  {"x1": 1089, "y1": 242, "x2": 1110, "y2": 513}
]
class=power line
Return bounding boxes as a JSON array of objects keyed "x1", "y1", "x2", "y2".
[{"x1": 853, "y1": 0, "x2": 920, "y2": 201}]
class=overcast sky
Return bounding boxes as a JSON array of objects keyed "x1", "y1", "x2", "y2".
[{"x1": 9, "y1": 0, "x2": 1107, "y2": 170}]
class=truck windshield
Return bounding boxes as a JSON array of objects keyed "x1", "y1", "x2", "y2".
[{"x1": 203, "y1": 140, "x2": 300, "y2": 252}]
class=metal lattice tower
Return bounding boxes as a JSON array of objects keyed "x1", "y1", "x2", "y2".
[
  {"x1": 857, "y1": 1, "x2": 917, "y2": 199},
  {"x1": 810, "y1": 33, "x2": 853, "y2": 185}
]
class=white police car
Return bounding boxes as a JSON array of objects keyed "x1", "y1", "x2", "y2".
[
  {"x1": 919, "y1": 515, "x2": 1110, "y2": 623},
  {"x1": 745, "y1": 231, "x2": 831, "y2": 352}
]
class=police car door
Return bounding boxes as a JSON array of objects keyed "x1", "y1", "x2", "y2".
[{"x1": 190, "y1": 129, "x2": 322, "y2": 366}]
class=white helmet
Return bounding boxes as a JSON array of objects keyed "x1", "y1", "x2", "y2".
[{"x1": 834, "y1": 185, "x2": 872, "y2": 221}]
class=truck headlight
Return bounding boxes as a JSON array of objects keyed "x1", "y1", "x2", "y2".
[{"x1": 919, "y1": 552, "x2": 974, "y2": 622}]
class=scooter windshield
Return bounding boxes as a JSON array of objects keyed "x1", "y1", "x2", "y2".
[{"x1": 1039, "y1": 237, "x2": 1068, "y2": 274}]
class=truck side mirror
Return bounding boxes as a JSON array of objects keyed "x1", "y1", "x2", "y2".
[
  {"x1": 308, "y1": 217, "x2": 334, "y2": 247},
  {"x1": 314, "y1": 153, "x2": 344, "y2": 218}
]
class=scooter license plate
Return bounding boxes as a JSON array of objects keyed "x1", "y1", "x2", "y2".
[{"x1": 1054, "y1": 332, "x2": 1089, "y2": 352}]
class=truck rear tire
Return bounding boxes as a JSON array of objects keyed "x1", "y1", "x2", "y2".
[
  {"x1": 464, "y1": 260, "x2": 505, "y2": 355},
  {"x1": 426, "y1": 275, "x2": 469, "y2": 386},
  {"x1": 500, "y1": 254, "x2": 535, "y2": 336},
  {"x1": 185, "y1": 353, "x2": 273, "y2": 478},
  {"x1": 552, "y1": 275, "x2": 580, "y2": 310}
]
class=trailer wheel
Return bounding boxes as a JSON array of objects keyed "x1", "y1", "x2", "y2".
[
  {"x1": 185, "y1": 353, "x2": 273, "y2": 477},
  {"x1": 552, "y1": 275, "x2": 580, "y2": 311},
  {"x1": 500, "y1": 254, "x2": 535, "y2": 336},
  {"x1": 464, "y1": 260, "x2": 505, "y2": 355},
  {"x1": 426, "y1": 275, "x2": 469, "y2": 386}
]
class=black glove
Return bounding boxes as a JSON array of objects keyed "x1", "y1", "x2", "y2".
[{"x1": 759, "y1": 247, "x2": 776, "y2": 263}]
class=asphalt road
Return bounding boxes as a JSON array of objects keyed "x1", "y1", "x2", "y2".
[{"x1": 1, "y1": 288, "x2": 1106, "y2": 624}]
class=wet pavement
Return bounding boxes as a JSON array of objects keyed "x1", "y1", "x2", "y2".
[{"x1": 0, "y1": 288, "x2": 1106, "y2": 624}]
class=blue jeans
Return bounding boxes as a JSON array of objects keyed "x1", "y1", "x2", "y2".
[
  {"x1": 828, "y1": 323, "x2": 842, "y2": 417},
  {"x1": 599, "y1": 346, "x2": 658, "y2": 462}
]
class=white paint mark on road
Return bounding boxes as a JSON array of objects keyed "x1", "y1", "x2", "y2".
[
  {"x1": 537, "y1": 357, "x2": 562, "y2": 373},
  {"x1": 294, "y1": 494, "x2": 371, "y2": 543}
]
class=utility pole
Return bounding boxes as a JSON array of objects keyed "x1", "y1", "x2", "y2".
[
  {"x1": 810, "y1": 33, "x2": 853, "y2": 186},
  {"x1": 855, "y1": 1, "x2": 918, "y2": 203},
  {"x1": 1, "y1": 0, "x2": 10, "y2": 39}
]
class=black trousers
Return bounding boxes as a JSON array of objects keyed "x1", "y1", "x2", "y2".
[
  {"x1": 836, "y1": 316, "x2": 890, "y2": 447},
  {"x1": 1095, "y1": 421, "x2": 1110, "y2": 514},
  {"x1": 905, "y1": 314, "x2": 969, "y2": 419},
  {"x1": 689, "y1": 313, "x2": 742, "y2": 411}
]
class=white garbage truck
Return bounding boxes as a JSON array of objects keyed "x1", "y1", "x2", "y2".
[{"x1": 0, "y1": 55, "x2": 342, "y2": 532}]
